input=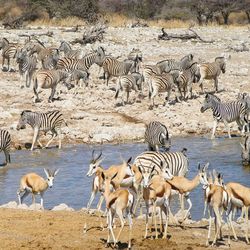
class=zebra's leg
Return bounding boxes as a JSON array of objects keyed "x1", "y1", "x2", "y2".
[
  {"x1": 214, "y1": 77, "x2": 219, "y2": 92},
  {"x1": 49, "y1": 87, "x2": 56, "y2": 103},
  {"x1": 224, "y1": 121, "x2": 231, "y2": 139},
  {"x1": 211, "y1": 120, "x2": 218, "y2": 139},
  {"x1": 3, "y1": 150, "x2": 10, "y2": 165},
  {"x1": 126, "y1": 90, "x2": 129, "y2": 104},
  {"x1": 198, "y1": 77, "x2": 204, "y2": 94},
  {"x1": 2, "y1": 57, "x2": 5, "y2": 70},
  {"x1": 37, "y1": 139, "x2": 44, "y2": 148},
  {"x1": 33, "y1": 85, "x2": 41, "y2": 103},
  {"x1": 31, "y1": 128, "x2": 39, "y2": 151},
  {"x1": 44, "y1": 132, "x2": 57, "y2": 149},
  {"x1": 7, "y1": 58, "x2": 10, "y2": 71}
]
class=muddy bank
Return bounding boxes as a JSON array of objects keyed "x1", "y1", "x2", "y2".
[
  {"x1": 0, "y1": 206, "x2": 249, "y2": 250},
  {"x1": 0, "y1": 26, "x2": 249, "y2": 149}
]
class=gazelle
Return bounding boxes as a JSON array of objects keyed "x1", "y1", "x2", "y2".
[
  {"x1": 161, "y1": 163, "x2": 209, "y2": 221},
  {"x1": 101, "y1": 171, "x2": 134, "y2": 249},
  {"x1": 17, "y1": 168, "x2": 59, "y2": 208},
  {"x1": 139, "y1": 165, "x2": 173, "y2": 239},
  {"x1": 226, "y1": 182, "x2": 250, "y2": 244}
]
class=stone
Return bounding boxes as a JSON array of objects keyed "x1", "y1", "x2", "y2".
[{"x1": 52, "y1": 203, "x2": 74, "y2": 211}]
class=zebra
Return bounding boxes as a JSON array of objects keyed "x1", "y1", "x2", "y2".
[
  {"x1": 0, "y1": 129, "x2": 11, "y2": 165},
  {"x1": 0, "y1": 38, "x2": 19, "y2": 71},
  {"x1": 16, "y1": 110, "x2": 67, "y2": 151},
  {"x1": 58, "y1": 41, "x2": 83, "y2": 59},
  {"x1": 144, "y1": 121, "x2": 171, "y2": 152},
  {"x1": 16, "y1": 49, "x2": 37, "y2": 88},
  {"x1": 148, "y1": 70, "x2": 180, "y2": 108},
  {"x1": 175, "y1": 62, "x2": 200, "y2": 100},
  {"x1": 237, "y1": 92, "x2": 250, "y2": 121},
  {"x1": 57, "y1": 47, "x2": 105, "y2": 72},
  {"x1": 32, "y1": 69, "x2": 73, "y2": 103},
  {"x1": 115, "y1": 72, "x2": 143, "y2": 105},
  {"x1": 41, "y1": 50, "x2": 60, "y2": 70},
  {"x1": 127, "y1": 48, "x2": 142, "y2": 62},
  {"x1": 200, "y1": 93, "x2": 248, "y2": 139},
  {"x1": 70, "y1": 69, "x2": 89, "y2": 88},
  {"x1": 102, "y1": 57, "x2": 138, "y2": 86},
  {"x1": 240, "y1": 135, "x2": 250, "y2": 166},
  {"x1": 156, "y1": 54, "x2": 194, "y2": 73},
  {"x1": 197, "y1": 57, "x2": 226, "y2": 93},
  {"x1": 141, "y1": 64, "x2": 162, "y2": 90}
]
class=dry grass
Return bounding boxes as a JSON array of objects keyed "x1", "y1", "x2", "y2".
[{"x1": 29, "y1": 16, "x2": 86, "y2": 27}]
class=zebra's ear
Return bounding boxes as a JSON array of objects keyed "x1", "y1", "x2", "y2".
[
  {"x1": 204, "y1": 162, "x2": 209, "y2": 171},
  {"x1": 101, "y1": 172, "x2": 105, "y2": 180}
]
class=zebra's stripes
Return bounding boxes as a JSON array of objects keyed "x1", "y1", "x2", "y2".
[
  {"x1": 16, "y1": 49, "x2": 37, "y2": 87},
  {"x1": 148, "y1": 71, "x2": 180, "y2": 108},
  {"x1": 33, "y1": 69, "x2": 73, "y2": 103},
  {"x1": 176, "y1": 62, "x2": 200, "y2": 100},
  {"x1": 156, "y1": 54, "x2": 194, "y2": 73},
  {"x1": 198, "y1": 57, "x2": 226, "y2": 93},
  {"x1": 144, "y1": 121, "x2": 171, "y2": 152},
  {"x1": 0, "y1": 38, "x2": 18, "y2": 71},
  {"x1": 41, "y1": 50, "x2": 60, "y2": 70},
  {"x1": 241, "y1": 135, "x2": 250, "y2": 165},
  {"x1": 127, "y1": 48, "x2": 142, "y2": 62},
  {"x1": 16, "y1": 110, "x2": 67, "y2": 151},
  {"x1": 115, "y1": 72, "x2": 143, "y2": 105},
  {"x1": 141, "y1": 64, "x2": 162, "y2": 89},
  {"x1": 58, "y1": 41, "x2": 83, "y2": 59},
  {"x1": 237, "y1": 92, "x2": 250, "y2": 121},
  {"x1": 57, "y1": 47, "x2": 105, "y2": 72},
  {"x1": 200, "y1": 93, "x2": 248, "y2": 139},
  {"x1": 102, "y1": 57, "x2": 138, "y2": 86},
  {"x1": 134, "y1": 149, "x2": 188, "y2": 177},
  {"x1": 0, "y1": 129, "x2": 11, "y2": 165}
]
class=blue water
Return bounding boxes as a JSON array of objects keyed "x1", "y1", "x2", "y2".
[{"x1": 0, "y1": 136, "x2": 249, "y2": 220}]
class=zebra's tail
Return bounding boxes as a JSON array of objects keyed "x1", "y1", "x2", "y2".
[
  {"x1": 148, "y1": 78, "x2": 153, "y2": 99},
  {"x1": 115, "y1": 77, "x2": 121, "y2": 99}
]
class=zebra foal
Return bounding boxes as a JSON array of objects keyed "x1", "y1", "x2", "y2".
[
  {"x1": 16, "y1": 110, "x2": 67, "y2": 151},
  {"x1": 200, "y1": 93, "x2": 248, "y2": 139},
  {"x1": 144, "y1": 121, "x2": 171, "y2": 152},
  {"x1": 198, "y1": 57, "x2": 226, "y2": 93},
  {"x1": 33, "y1": 69, "x2": 73, "y2": 103},
  {"x1": 115, "y1": 72, "x2": 143, "y2": 105},
  {"x1": 0, "y1": 129, "x2": 11, "y2": 165},
  {"x1": 16, "y1": 49, "x2": 37, "y2": 88}
]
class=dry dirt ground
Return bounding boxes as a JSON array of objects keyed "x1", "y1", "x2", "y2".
[
  {"x1": 0, "y1": 25, "x2": 249, "y2": 149},
  {"x1": 0, "y1": 208, "x2": 250, "y2": 250}
]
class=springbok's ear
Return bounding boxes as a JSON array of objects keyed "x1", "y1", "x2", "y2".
[
  {"x1": 138, "y1": 166, "x2": 142, "y2": 174},
  {"x1": 54, "y1": 169, "x2": 60, "y2": 176},
  {"x1": 111, "y1": 172, "x2": 118, "y2": 180},
  {"x1": 127, "y1": 157, "x2": 132, "y2": 164},
  {"x1": 204, "y1": 162, "x2": 209, "y2": 171},
  {"x1": 44, "y1": 168, "x2": 50, "y2": 178},
  {"x1": 150, "y1": 166, "x2": 155, "y2": 174},
  {"x1": 198, "y1": 163, "x2": 201, "y2": 171},
  {"x1": 101, "y1": 172, "x2": 105, "y2": 180}
]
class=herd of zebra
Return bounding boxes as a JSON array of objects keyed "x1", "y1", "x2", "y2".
[{"x1": 0, "y1": 35, "x2": 250, "y2": 248}]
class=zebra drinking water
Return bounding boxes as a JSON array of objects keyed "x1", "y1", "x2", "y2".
[
  {"x1": 16, "y1": 110, "x2": 67, "y2": 151},
  {"x1": 0, "y1": 129, "x2": 11, "y2": 165},
  {"x1": 144, "y1": 121, "x2": 171, "y2": 152},
  {"x1": 200, "y1": 93, "x2": 248, "y2": 139}
]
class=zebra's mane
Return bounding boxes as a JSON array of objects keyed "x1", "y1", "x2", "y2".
[
  {"x1": 3, "y1": 37, "x2": 9, "y2": 44},
  {"x1": 206, "y1": 93, "x2": 221, "y2": 102},
  {"x1": 21, "y1": 110, "x2": 32, "y2": 115},
  {"x1": 215, "y1": 56, "x2": 225, "y2": 61},
  {"x1": 185, "y1": 62, "x2": 198, "y2": 70},
  {"x1": 181, "y1": 53, "x2": 193, "y2": 61}
]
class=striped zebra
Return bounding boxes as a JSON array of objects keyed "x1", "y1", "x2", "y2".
[
  {"x1": 148, "y1": 71, "x2": 180, "y2": 108},
  {"x1": 33, "y1": 69, "x2": 73, "y2": 103},
  {"x1": 102, "y1": 57, "x2": 138, "y2": 86},
  {"x1": 58, "y1": 41, "x2": 84, "y2": 59},
  {"x1": 176, "y1": 62, "x2": 200, "y2": 100},
  {"x1": 16, "y1": 49, "x2": 37, "y2": 88},
  {"x1": 127, "y1": 48, "x2": 142, "y2": 62},
  {"x1": 41, "y1": 50, "x2": 60, "y2": 70},
  {"x1": 240, "y1": 135, "x2": 250, "y2": 166},
  {"x1": 0, "y1": 38, "x2": 19, "y2": 71},
  {"x1": 141, "y1": 64, "x2": 161, "y2": 90},
  {"x1": 237, "y1": 92, "x2": 250, "y2": 121},
  {"x1": 144, "y1": 121, "x2": 171, "y2": 152},
  {"x1": 200, "y1": 93, "x2": 248, "y2": 139},
  {"x1": 57, "y1": 47, "x2": 105, "y2": 72},
  {"x1": 156, "y1": 54, "x2": 194, "y2": 73},
  {"x1": 16, "y1": 110, "x2": 67, "y2": 151},
  {"x1": 115, "y1": 72, "x2": 143, "y2": 105},
  {"x1": 198, "y1": 57, "x2": 226, "y2": 93},
  {"x1": 0, "y1": 129, "x2": 11, "y2": 165}
]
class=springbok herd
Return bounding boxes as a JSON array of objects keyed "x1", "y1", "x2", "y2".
[{"x1": 0, "y1": 34, "x2": 250, "y2": 248}]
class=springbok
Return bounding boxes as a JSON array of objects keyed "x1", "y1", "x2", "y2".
[
  {"x1": 17, "y1": 168, "x2": 59, "y2": 208},
  {"x1": 101, "y1": 171, "x2": 134, "y2": 248},
  {"x1": 139, "y1": 165, "x2": 173, "y2": 239}
]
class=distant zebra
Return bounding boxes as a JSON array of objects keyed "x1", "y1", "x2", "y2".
[
  {"x1": 0, "y1": 38, "x2": 19, "y2": 71},
  {"x1": 33, "y1": 69, "x2": 73, "y2": 103},
  {"x1": 127, "y1": 48, "x2": 142, "y2": 62},
  {"x1": 237, "y1": 92, "x2": 250, "y2": 121},
  {"x1": 134, "y1": 148, "x2": 188, "y2": 177},
  {"x1": 115, "y1": 72, "x2": 143, "y2": 105},
  {"x1": 16, "y1": 110, "x2": 67, "y2": 151},
  {"x1": 58, "y1": 41, "x2": 83, "y2": 59},
  {"x1": 156, "y1": 54, "x2": 194, "y2": 73},
  {"x1": 200, "y1": 93, "x2": 248, "y2": 139},
  {"x1": 102, "y1": 57, "x2": 138, "y2": 86},
  {"x1": 148, "y1": 71, "x2": 180, "y2": 108},
  {"x1": 176, "y1": 62, "x2": 200, "y2": 100},
  {"x1": 198, "y1": 57, "x2": 226, "y2": 93},
  {"x1": 144, "y1": 121, "x2": 171, "y2": 152},
  {"x1": 16, "y1": 49, "x2": 37, "y2": 87},
  {"x1": 70, "y1": 69, "x2": 89, "y2": 88},
  {"x1": 57, "y1": 47, "x2": 105, "y2": 72},
  {"x1": 240, "y1": 135, "x2": 250, "y2": 166},
  {"x1": 0, "y1": 129, "x2": 11, "y2": 165}
]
